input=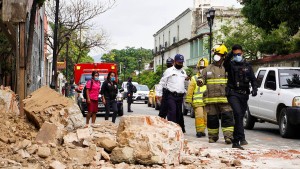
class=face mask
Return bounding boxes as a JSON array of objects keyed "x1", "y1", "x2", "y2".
[
  {"x1": 213, "y1": 55, "x2": 221, "y2": 62},
  {"x1": 233, "y1": 55, "x2": 243, "y2": 62},
  {"x1": 94, "y1": 77, "x2": 99, "y2": 81},
  {"x1": 167, "y1": 64, "x2": 173, "y2": 68},
  {"x1": 199, "y1": 69, "x2": 203, "y2": 74},
  {"x1": 111, "y1": 77, "x2": 115, "y2": 81},
  {"x1": 174, "y1": 64, "x2": 183, "y2": 70}
]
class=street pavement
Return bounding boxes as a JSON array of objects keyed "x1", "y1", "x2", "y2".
[{"x1": 96, "y1": 100, "x2": 300, "y2": 150}]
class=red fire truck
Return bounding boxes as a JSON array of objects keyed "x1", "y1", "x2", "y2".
[{"x1": 73, "y1": 63, "x2": 123, "y2": 116}]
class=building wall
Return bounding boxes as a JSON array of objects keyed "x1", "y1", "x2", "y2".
[{"x1": 153, "y1": 9, "x2": 192, "y2": 71}]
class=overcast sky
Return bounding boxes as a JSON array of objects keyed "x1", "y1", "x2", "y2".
[{"x1": 91, "y1": 0, "x2": 242, "y2": 60}]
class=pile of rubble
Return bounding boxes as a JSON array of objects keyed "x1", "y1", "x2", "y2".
[{"x1": 0, "y1": 86, "x2": 300, "y2": 169}]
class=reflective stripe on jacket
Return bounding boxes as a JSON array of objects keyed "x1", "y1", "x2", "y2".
[
  {"x1": 201, "y1": 64, "x2": 228, "y2": 104},
  {"x1": 186, "y1": 74, "x2": 206, "y2": 107}
]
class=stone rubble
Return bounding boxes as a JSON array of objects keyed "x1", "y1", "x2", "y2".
[{"x1": 0, "y1": 86, "x2": 299, "y2": 168}]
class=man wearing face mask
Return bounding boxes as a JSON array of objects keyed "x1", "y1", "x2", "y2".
[
  {"x1": 197, "y1": 44, "x2": 235, "y2": 144},
  {"x1": 224, "y1": 44, "x2": 258, "y2": 150},
  {"x1": 186, "y1": 58, "x2": 208, "y2": 138},
  {"x1": 157, "y1": 54, "x2": 187, "y2": 133},
  {"x1": 158, "y1": 57, "x2": 174, "y2": 118}
]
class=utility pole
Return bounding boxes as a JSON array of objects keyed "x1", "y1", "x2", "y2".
[
  {"x1": 19, "y1": 23, "x2": 26, "y2": 117},
  {"x1": 65, "y1": 35, "x2": 70, "y2": 97},
  {"x1": 50, "y1": 0, "x2": 60, "y2": 90}
]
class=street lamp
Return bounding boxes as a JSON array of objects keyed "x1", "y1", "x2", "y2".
[
  {"x1": 206, "y1": 7, "x2": 215, "y2": 64},
  {"x1": 138, "y1": 58, "x2": 142, "y2": 83},
  {"x1": 160, "y1": 46, "x2": 165, "y2": 76},
  {"x1": 65, "y1": 35, "x2": 70, "y2": 97}
]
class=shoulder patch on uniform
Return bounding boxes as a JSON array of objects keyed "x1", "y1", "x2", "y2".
[
  {"x1": 181, "y1": 70, "x2": 184, "y2": 74},
  {"x1": 207, "y1": 72, "x2": 212, "y2": 75}
]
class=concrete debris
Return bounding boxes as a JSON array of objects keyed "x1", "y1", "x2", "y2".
[
  {"x1": 111, "y1": 115, "x2": 184, "y2": 165},
  {"x1": 0, "y1": 87, "x2": 300, "y2": 168},
  {"x1": 0, "y1": 87, "x2": 19, "y2": 115}
]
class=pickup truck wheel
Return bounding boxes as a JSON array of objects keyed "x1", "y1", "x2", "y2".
[
  {"x1": 279, "y1": 108, "x2": 295, "y2": 138},
  {"x1": 243, "y1": 107, "x2": 256, "y2": 130}
]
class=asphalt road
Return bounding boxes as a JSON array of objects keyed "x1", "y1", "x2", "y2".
[{"x1": 96, "y1": 100, "x2": 300, "y2": 150}]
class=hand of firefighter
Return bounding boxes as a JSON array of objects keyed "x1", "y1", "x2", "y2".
[
  {"x1": 196, "y1": 79, "x2": 204, "y2": 87},
  {"x1": 251, "y1": 90, "x2": 257, "y2": 97}
]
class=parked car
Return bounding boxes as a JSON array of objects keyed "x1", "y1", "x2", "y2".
[
  {"x1": 121, "y1": 81, "x2": 139, "y2": 99},
  {"x1": 245, "y1": 67, "x2": 300, "y2": 138},
  {"x1": 132, "y1": 85, "x2": 149, "y2": 104},
  {"x1": 148, "y1": 86, "x2": 156, "y2": 107}
]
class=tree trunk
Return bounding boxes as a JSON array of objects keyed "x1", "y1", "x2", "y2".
[{"x1": 26, "y1": 0, "x2": 38, "y2": 94}]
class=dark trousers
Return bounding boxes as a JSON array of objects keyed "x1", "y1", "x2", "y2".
[
  {"x1": 104, "y1": 98, "x2": 118, "y2": 123},
  {"x1": 227, "y1": 91, "x2": 249, "y2": 143},
  {"x1": 127, "y1": 94, "x2": 133, "y2": 111},
  {"x1": 167, "y1": 94, "x2": 185, "y2": 132},
  {"x1": 158, "y1": 89, "x2": 168, "y2": 118}
]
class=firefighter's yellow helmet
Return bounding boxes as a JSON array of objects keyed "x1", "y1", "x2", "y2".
[
  {"x1": 212, "y1": 44, "x2": 228, "y2": 55},
  {"x1": 196, "y1": 58, "x2": 208, "y2": 68}
]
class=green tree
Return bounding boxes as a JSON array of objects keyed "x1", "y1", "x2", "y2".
[
  {"x1": 240, "y1": 0, "x2": 300, "y2": 35},
  {"x1": 102, "y1": 47, "x2": 153, "y2": 81},
  {"x1": 215, "y1": 20, "x2": 264, "y2": 60}
]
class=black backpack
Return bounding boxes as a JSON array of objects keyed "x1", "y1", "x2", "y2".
[
  {"x1": 132, "y1": 85, "x2": 137, "y2": 93},
  {"x1": 83, "y1": 80, "x2": 93, "y2": 99}
]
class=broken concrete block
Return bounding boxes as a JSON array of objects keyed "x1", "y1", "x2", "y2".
[
  {"x1": 50, "y1": 160, "x2": 66, "y2": 169},
  {"x1": 111, "y1": 115, "x2": 184, "y2": 165},
  {"x1": 37, "y1": 146, "x2": 51, "y2": 158},
  {"x1": 66, "y1": 147, "x2": 97, "y2": 165},
  {"x1": 99, "y1": 138, "x2": 117, "y2": 152},
  {"x1": 76, "y1": 128, "x2": 92, "y2": 140},
  {"x1": 23, "y1": 86, "x2": 84, "y2": 130},
  {"x1": 36, "y1": 122, "x2": 62, "y2": 145}
]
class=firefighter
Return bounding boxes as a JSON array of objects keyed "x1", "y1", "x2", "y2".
[
  {"x1": 224, "y1": 44, "x2": 258, "y2": 150},
  {"x1": 197, "y1": 44, "x2": 234, "y2": 144},
  {"x1": 186, "y1": 58, "x2": 208, "y2": 138},
  {"x1": 158, "y1": 57, "x2": 174, "y2": 118}
]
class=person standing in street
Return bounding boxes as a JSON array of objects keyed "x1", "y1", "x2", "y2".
[
  {"x1": 127, "y1": 77, "x2": 134, "y2": 112},
  {"x1": 101, "y1": 72, "x2": 118, "y2": 123},
  {"x1": 197, "y1": 44, "x2": 235, "y2": 144},
  {"x1": 186, "y1": 58, "x2": 208, "y2": 138},
  {"x1": 157, "y1": 54, "x2": 187, "y2": 133},
  {"x1": 224, "y1": 44, "x2": 258, "y2": 150},
  {"x1": 85, "y1": 71, "x2": 101, "y2": 127},
  {"x1": 158, "y1": 57, "x2": 174, "y2": 118}
]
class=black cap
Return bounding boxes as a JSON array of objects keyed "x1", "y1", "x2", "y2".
[{"x1": 166, "y1": 57, "x2": 174, "y2": 64}]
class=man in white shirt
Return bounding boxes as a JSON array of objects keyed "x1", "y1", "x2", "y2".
[{"x1": 157, "y1": 54, "x2": 187, "y2": 132}]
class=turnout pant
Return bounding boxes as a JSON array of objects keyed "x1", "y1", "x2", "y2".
[
  {"x1": 104, "y1": 99, "x2": 118, "y2": 123},
  {"x1": 227, "y1": 91, "x2": 249, "y2": 144},
  {"x1": 205, "y1": 104, "x2": 234, "y2": 141},
  {"x1": 167, "y1": 94, "x2": 185, "y2": 133},
  {"x1": 194, "y1": 106, "x2": 207, "y2": 133}
]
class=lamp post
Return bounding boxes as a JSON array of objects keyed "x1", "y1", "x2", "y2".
[
  {"x1": 65, "y1": 35, "x2": 70, "y2": 97},
  {"x1": 160, "y1": 46, "x2": 165, "y2": 76},
  {"x1": 138, "y1": 58, "x2": 142, "y2": 83},
  {"x1": 206, "y1": 7, "x2": 215, "y2": 64}
]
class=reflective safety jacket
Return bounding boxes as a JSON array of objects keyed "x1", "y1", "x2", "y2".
[
  {"x1": 186, "y1": 73, "x2": 207, "y2": 107},
  {"x1": 200, "y1": 64, "x2": 228, "y2": 104}
]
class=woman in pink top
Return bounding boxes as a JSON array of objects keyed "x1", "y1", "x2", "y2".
[{"x1": 85, "y1": 71, "x2": 101, "y2": 127}]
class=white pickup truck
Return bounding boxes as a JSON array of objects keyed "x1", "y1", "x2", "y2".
[{"x1": 244, "y1": 67, "x2": 300, "y2": 138}]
